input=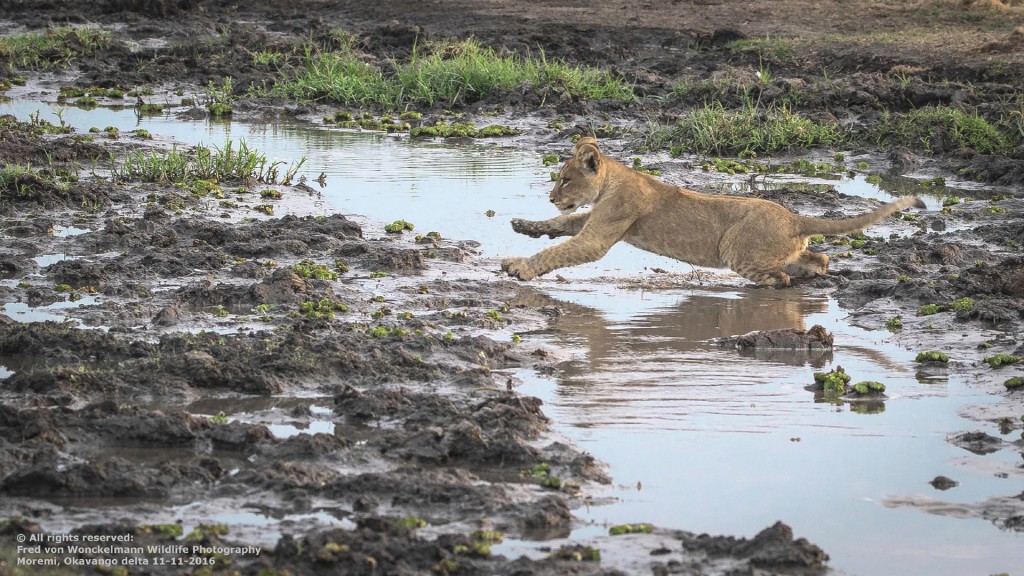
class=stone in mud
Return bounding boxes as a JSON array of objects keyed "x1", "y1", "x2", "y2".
[
  {"x1": 153, "y1": 300, "x2": 186, "y2": 326},
  {"x1": 723, "y1": 324, "x2": 834, "y2": 351},
  {"x1": 958, "y1": 155, "x2": 1024, "y2": 186},
  {"x1": 930, "y1": 475, "x2": 959, "y2": 490},
  {"x1": 46, "y1": 259, "x2": 109, "y2": 289},
  {"x1": 258, "y1": 432, "x2": 353, "y2": 459},
  {"x1": 1, "y1": 456, "x2": 213, "y2": 498},
  {"x1": 520, "y1": 494, "x2": 574, "y2": 535},
  {"x1": 712, "y1": 325, "x2": 834, "y2": 366},
  {"x1": 684, "y1": 521, "x2": 829, "y2": 570},
  {"x1": 948, "y1": 431, "x2": 1005, "y2": 455},
  {"x1": 887, "y1": 146, "x2": 920, "y2": 175}
]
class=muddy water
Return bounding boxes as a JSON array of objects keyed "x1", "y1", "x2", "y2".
[
  {"x1": 3, "y1": 99, "x2": 1021, "y2": 575},
  {"x1": 507, "y1": 285, "x2": 1023, "y2": 576}
]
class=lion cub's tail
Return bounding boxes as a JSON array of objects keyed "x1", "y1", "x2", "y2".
[{"x1": 797, "y1": 196, "x2": 925, "y2": 237}]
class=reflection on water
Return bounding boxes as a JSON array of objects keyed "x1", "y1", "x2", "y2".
[
  {"x1": 727, "y1": 167, "x2": 979, "y2": 212},
  {"x1": 513, "y1": 283, "x2": 1023, "y2": 576},
  {"x1": 186, "y1": 397, "x2": 337, "y2": 439},
  {"x1": 1, "y1": 296, "x2": 98, "y2": 324},
  {"x1": 2, "y1": 98, "x2": 1021, "y2": 576}
]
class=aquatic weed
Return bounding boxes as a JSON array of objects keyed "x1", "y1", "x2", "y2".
[
  {"x1": 541, "y1": 476, "x2": 563, "y2": 489},
  {"x1": 952, "y1": 297, "x2": 975, "y2": 312},
  {"x1": 983, "y1": 354, "x2": 1022, "y2": 367},
  {"x1": 1004, "y1": 377, "x2": 1024, "y2": 391},
  {"x1": 186, "y1": 523, "x2": 229, "y2": 541},
  {"x1": 631, "y1": 156, "x2": 662, "y2": 176},
  {"x1": 384, "y1": 219, "x2": 415, "y2": 233},
  {"x1": 205, "y1": 78, "x2": 234, "y2": 117},
  {"x1": 813, "y1": 368, "x2": 851, "y2": 393},
  {"x1": 850, "y1": 381, "x2": 886, "y2": 395},
  {"x1": 396, "y1": 517, "x2": 427, "y2": 529},
  {"x1": 292, "y1": 259, "x2": 338, "y2": 280},
  {"x1": 548, "y1": 545, "x2": 601, "y2": 562},
  {"x1": 609, "y1": 523, "x2": 654, "y2": 536},
  {"x1": 142, "y1": 524, "x2": 184, "y2": 538},
  {"x1": 915, "y1": 351, "x2": 949, "y2": 363},
  {"x1": 299, "y1": 298, "x2": 348, "y2": 319},
  {"x1": 410, "y1": 121, "x2": 519, "y2": 138}
]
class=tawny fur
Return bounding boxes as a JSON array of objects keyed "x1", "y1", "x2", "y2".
[{"x1": 501, "y1": 137, "x2": 924, "y2": 287}]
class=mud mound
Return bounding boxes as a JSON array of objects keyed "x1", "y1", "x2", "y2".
[{"x1": 683, "y1": 521, "x2": 830, "y2": 571}]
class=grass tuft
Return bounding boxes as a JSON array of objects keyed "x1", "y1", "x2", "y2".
[
  {"x1": 872, "y1": 106, "x2": 1015, "y2": 155},
  {"x1": 112, "y1": 140, "x2": 304, "y2": 185},
  {"x1": 0, "y1": 25, "x2": 111, "y2": 70},
  {"x1": 268, "y1": 39, "x2": 633, "y2": 109},
  {"x1": 649, "y1": 101, "x2": 844, "y2": 156}
]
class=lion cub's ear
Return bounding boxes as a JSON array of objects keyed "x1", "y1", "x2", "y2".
[
  {"x1": 574, "y1": 138, "x2": 601, "y2": 174},
  {"x1": 574, "y1": 136, "x2": 600, "y2": 151}
]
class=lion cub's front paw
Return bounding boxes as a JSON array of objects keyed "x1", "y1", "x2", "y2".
[
  {"x1": 510, "y1": 218, "x2": 546, "y2": 238},
  {"x1": 501, "y1": 257, "x2": 538, "y2": 281}
]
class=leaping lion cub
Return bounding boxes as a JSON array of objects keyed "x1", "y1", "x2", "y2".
[{"x1": 501, "y1": 137, "x2": 924, "y2": 287}]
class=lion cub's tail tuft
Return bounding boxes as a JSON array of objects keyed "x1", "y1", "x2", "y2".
[{"x1": 797, "y1": 196, "x2": 924, "y2": 237}]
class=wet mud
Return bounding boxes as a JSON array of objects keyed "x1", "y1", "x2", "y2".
[{"x1": 2, "y1": 1, "x2": 1024, "y2": 574}]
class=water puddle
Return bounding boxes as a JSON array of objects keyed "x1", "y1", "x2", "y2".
[
  {"x1": 170, "y1": 504, "x2": 358, "y2": 548},
  {"x1": 757, "y1": 170, "x2": 968, "y2": 211},
  {"x1": 52, "y1": 224, "x2": 91, "y2": 237},
  {"x1": 186, "y1": 397, "x2": 337, "y2": 440},
  {"x1": 2, "y1": 97, "x2": 1020, "y2": 575},
  {"x1": 504, "y1": 283, "x2": 1023, "y2": 576},
  {"x1": 33, "y1": 253, "x2": 76, "y2": 267},
  {"x1": 1, "y1": 295, "x2": 98, "y2": 324}
]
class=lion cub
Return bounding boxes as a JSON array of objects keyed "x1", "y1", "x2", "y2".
[{"x1": 501, "y1": 137, "x2": 924, "y2": 287}]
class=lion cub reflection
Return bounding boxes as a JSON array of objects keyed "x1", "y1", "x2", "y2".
[{"x1": 501, "y1": 137, "x2": 923, "y2": 287}]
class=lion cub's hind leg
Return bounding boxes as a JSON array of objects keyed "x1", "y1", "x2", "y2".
[
  {"x1": 781, "y1": 250, "x2": 830, "y2": 279},
  {"x1": 734, "y1": 264, "x2": 792, "y2": 288},
  {"x1": 723, "y1": 233, "x2": 795, "y2": 287}
]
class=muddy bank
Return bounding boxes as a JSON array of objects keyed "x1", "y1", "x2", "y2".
[{"x1": 0, "y1": 104, "x2": 835, "y2": 571}]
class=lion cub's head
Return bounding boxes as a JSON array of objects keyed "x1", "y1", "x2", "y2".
[{"x1": 549, "y1": 137, "x2": 605, "y2": 214}]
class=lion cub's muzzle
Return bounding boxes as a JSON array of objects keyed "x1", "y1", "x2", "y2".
[{"x1": 551, "y1": 198, "x2": 577, "y2": 214}]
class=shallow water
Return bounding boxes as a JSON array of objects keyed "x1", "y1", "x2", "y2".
[
  {"x1": 506, "y1": 285, "x2": 1023, "y2": 575},
  {"x1": 2, "y1": 98, "x2": 1021, "y2": 575},
  {"x1": 1, "y1": 296, "x2": 98, "y2": 324}
]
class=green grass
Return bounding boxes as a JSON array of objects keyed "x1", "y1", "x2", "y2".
[
  {"x1": 268, "y1": 39, "x2": 633, "y2": 109},
  {"x1": 0, "y1": 163, "x2": 75, "y2": 202},
  {"x1": 648, "y1": 101, "x2": 844, "y2": 156},
  {"x1": 0, "y1": 25, "x2": 111, "y2": 70},
  {"x1": 112, "y1": 140, "x2": 304, "y2": 185},
  {"x1": 872, "y1": 106, "x2": 1015, "y2": 155}
]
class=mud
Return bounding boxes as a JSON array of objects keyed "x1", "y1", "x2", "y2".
[{"x1": 2, "y1": 1, "x2": 1024, "y2": 575}]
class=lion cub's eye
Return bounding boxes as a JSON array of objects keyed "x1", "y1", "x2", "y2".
[{"x1": 561, "y1": 177, "x2": 571, "y2": 185}]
